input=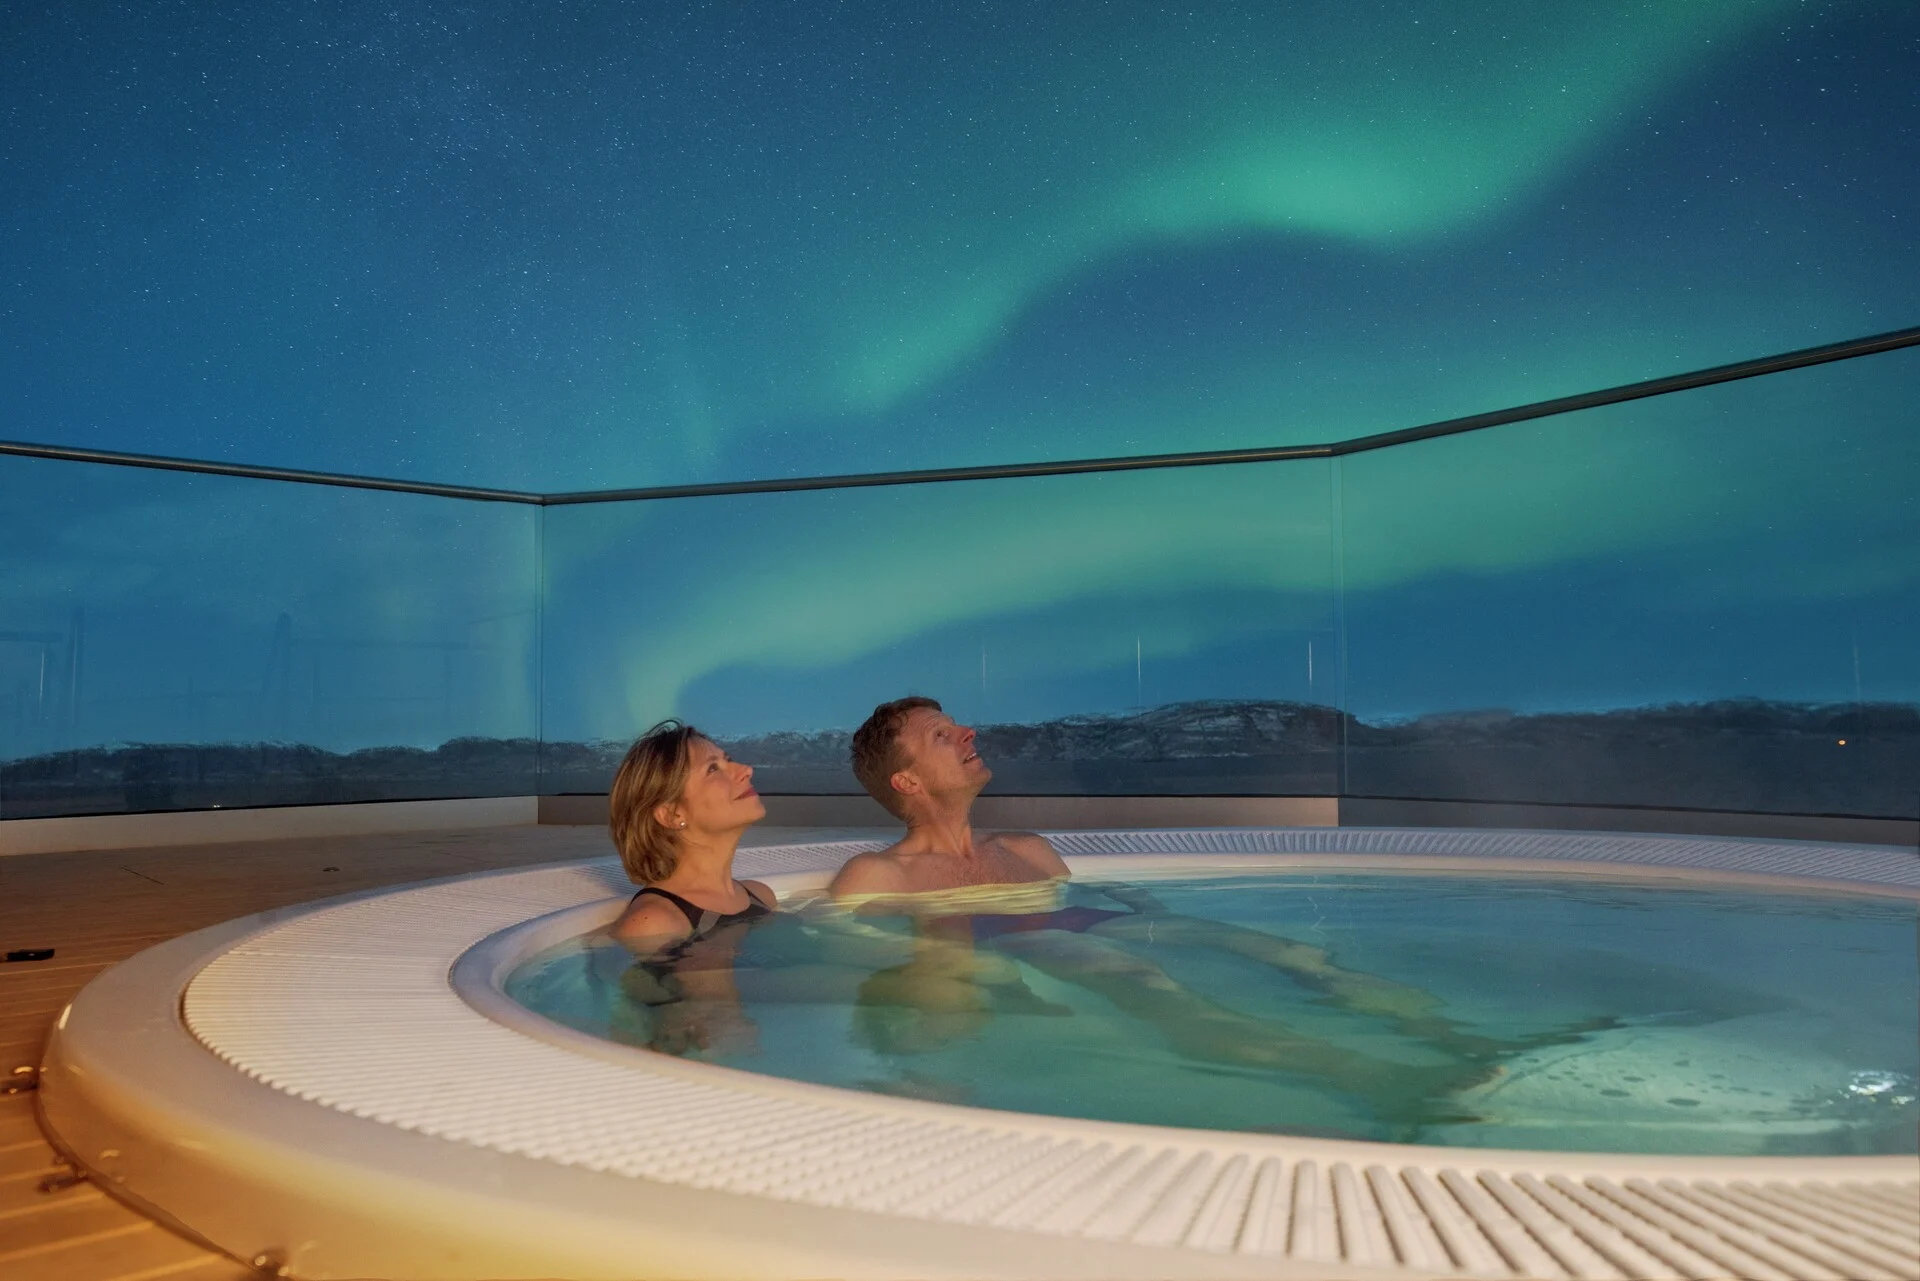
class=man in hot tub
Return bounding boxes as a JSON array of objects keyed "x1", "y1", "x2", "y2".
[
  {"x1": 825, "y1": 696, "x2": 1529, "y2": 1059},
  {"x1": 830, "y1": 697, "x2": 1068, "y2": 898}
]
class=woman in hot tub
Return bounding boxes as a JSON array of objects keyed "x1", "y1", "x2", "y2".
[
  {"x1": 601, "y1": 720, "x2": 777, "y2": 1053},
  {"x1": 608, "y1": 719, "x2": 774, "y2": 955}
]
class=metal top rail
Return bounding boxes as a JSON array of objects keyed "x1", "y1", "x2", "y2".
[{"x1": 5, "y1": 325, "x2": 1916, "y2": 505}]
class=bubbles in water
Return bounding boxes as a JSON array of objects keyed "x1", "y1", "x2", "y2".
[
  {"x1": 1790, "y1": 1069, "x2": 1920, "y2": 1124},
  {"x1": 1844, "y1": 1070, "x2": 1917, "y2": 1106}
]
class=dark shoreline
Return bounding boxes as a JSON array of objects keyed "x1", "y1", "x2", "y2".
[{"x1": 3, "y1": 698, "x2": 1916, "y2": 821}]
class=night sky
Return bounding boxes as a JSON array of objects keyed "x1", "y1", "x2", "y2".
[
  {"x1": 2, "y1": 1, "x2": 1916, "y2": 761},
  {"x1": 7, "y1": 1, "x2": 1916, "y2": 488}
]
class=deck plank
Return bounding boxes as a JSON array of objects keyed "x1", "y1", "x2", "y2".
[
  {"x1": 1, "y1": 1219, "x2": 254, "y2": 1281},
  {"x1": 0, "y1": 1108, "x2": 48, "y2": 1147},
  {"x1": 0, "y1": 1139, "x2": 65, "y2": 1181},
  {"x1": 0, "y1": 1178, "x2": 107, "y2": 1220},
  {"x1": 0, "y1": 1192, "x2": 168, "y2": 1255}
]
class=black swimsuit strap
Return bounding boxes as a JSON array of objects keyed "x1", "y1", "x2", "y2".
[
  {"x1": 630, "y1": 884, "x2": 706, "y2": 932},
  {"x1": 631, "y1": 882, "x2": 772, "y2": 936}
]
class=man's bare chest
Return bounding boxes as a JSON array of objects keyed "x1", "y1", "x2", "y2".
[{"x1": 899, "y1": 840, "x2": 1044, "y2": 892}]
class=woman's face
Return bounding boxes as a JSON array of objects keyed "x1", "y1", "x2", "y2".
[{"x1": 671, "y1": 736, "x2": 765, "y2": 835}]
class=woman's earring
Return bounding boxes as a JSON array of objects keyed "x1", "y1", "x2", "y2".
[{"x1": 678, "y1": 820, "x2": 686, "y2": 829}]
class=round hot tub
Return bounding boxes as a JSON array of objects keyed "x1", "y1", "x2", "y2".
[
  {"x1": 38, "y1": 828, "x2": 1920, "y2": 1280},
  {"x1": 499, "y1": 862, "x2": 1916, "y2": 1158}
]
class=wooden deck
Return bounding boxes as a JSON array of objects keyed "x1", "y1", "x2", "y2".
[{"x1": 0, "y1": 822, "x2": 878, "y2": 1279}]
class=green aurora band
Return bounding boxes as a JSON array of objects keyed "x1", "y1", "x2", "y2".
[
  {"x1": 643, "y1": 0, "x2": 1810, "y2": 440},
  {"x1": 551, "y1": 346, "x2": 1919, "y2": 732}
]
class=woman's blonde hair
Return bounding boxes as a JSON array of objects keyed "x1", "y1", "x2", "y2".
[{"x1": 608, "y1": 720, "x2": 706, "y2": 884}]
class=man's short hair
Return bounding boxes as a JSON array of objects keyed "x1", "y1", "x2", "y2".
[{"x1": 850, "y1": 696, "x2": 942, "y2": 818}]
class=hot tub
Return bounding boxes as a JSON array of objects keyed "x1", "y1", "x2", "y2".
[{"x1": 38, "y1": 828, "x2": 1920, "y2": 1279}]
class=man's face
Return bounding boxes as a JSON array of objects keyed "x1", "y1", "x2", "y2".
[{"x1": 896, "y1": 706, "x2": 990, "y2": 800}]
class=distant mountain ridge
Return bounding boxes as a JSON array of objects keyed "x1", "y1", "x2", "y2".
[
  {"x1": 723, "y1": 699, "x2": 1349, "y2": 766},
  {"x1": 726, "y1": 696, "x2": 1919, "y2": 761},
  {"x1": 2, "y1": 697, "x2": 1915, "y2": 819}
]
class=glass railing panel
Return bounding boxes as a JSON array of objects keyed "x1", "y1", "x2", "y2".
[
  {"x1": 1338, "y1": 344, "x2": 1920, "y2": 819},
  {"x1": 0, "y1": 457, "x2": 539, "y2": 818},
  {"x1": 539, "y1": 460, "x2": 1338, "y2": 800}
]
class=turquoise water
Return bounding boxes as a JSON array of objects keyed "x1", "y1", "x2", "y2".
[{"x1": 504, "y1": 872, "x2": 1919, "y2": 1155}]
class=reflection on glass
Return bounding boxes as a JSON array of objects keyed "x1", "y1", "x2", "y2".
[
  {"x1": 1340, "y1": 345, "x2": 1920, "y2": 816},
  {"x1": 5, "y1": 343, "x2": 1914, "y2": 822},
  {"x1": 539, "y1": 461, "x2": 1338, "y2": 797},
  {"x1": 0, "y1": 456, "x2": 539, "y2": 816}
]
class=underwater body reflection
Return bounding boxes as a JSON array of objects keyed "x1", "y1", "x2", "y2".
[{"x1": 506, "y1": 873, "x2": 1920, "y2": 1156}]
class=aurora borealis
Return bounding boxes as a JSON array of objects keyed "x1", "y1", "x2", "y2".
[
  {"x1": 541, "y1": 346, "x2": 1920, "y2": 742},
  {"x1": 2, "y1": 2, "x2": 1917, "y2": 808},
  {"x1": 6, "y1": 1, "x2": 1915, "y2": 486}
]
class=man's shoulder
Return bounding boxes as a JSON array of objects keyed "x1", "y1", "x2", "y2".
[
  {"x1": 827, "y1": 846, "x2": 912, "y2": 897},
  {"x1": 985, "y1": 830, "x2": 1069, "y2": 875}
]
